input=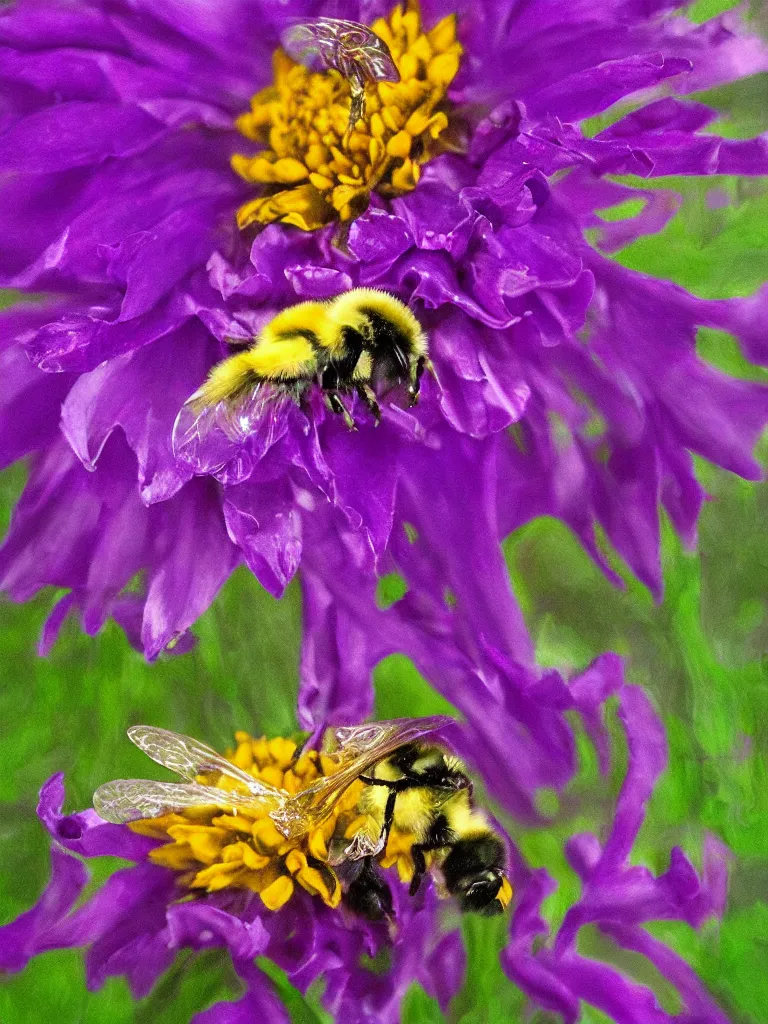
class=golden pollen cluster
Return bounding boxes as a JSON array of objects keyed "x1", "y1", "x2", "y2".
[
  {"x1": 232, "y1": 3, "x2": 462, "y2": 231},
  {"x1": 129, "y1": 731, "x2": 417, "y2": 911}
]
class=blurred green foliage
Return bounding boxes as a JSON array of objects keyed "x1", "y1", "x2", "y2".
[{"x1": 2, "y1": 4, "x2": 768, "y2": 1021}]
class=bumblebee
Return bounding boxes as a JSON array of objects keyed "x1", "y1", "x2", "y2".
[
  {"x1": 345, "y1": 741, "x2": 510, "y2": 919},
  {"x1": 173, "y1": 289, "x2": 428, "y2": 462},
  {"x1": 93, "y1": 717, "x2": 511, "y2": 921}
]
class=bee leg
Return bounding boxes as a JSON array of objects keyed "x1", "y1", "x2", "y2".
[
  {"x1": 410, "y1": 845, "x2": 428, "y2": 897},
  {"x1": 408, "y1": 356, "x2": 429, "y2": 406},
  {"x1": 380, "y1": 785, "x2": 401, "y2": 853},
  {"x1": 325, "y1": 391, "x2": 356, "y2": 430},
  {"x1": 360, "y1": 775, "x2": 409, "y2": 854},
  {"x1": 343, "y1": 857, "x2": 393, "y2": 922},
  {"x1": 409, "y1": 819, "x2": 453, "y2": 897},
  {"x1": 356, "y1": 384, "x2": 381, "y2": 425}
]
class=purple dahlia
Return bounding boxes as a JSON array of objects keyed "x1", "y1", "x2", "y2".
[
  {"x1": 0, "y1": 0, "x2": 767, "y2": 669},
  {"x1": 0, "y1": 667, "x2": 731, "y2": 1023}
]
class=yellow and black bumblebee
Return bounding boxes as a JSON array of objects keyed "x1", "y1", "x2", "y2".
[
  {"x1": 344, "y1": 740, "x2": 511, "y2": 920},
  {"x1": 93, "y1": 717, "x2": 512, "y2": 921},
  {"x1": 180, "y1": 288, "x2": 428, "y2": 436}
]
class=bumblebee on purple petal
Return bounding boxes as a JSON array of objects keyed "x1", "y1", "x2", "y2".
[
  {"x1": 173, "y1": 288, "x2": 429, "y2": 471},
  {"x1": 94, "y1": 718, "x2": 512, "y2": 921}
]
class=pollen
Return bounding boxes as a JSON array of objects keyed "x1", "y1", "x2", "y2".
[
  {"x1": 496, "y1": 876, "x2": 514, "y2": 910},
  {"x1": 232, "y1": 2, "x2": 462, "y2": 231},
  {"x1": 129, "y1": 731, "x2": 416, "y2": 913}
]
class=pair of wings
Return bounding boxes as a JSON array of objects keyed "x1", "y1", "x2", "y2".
[
  {"x1": 282, "y1": 18, "x2": 399, "y2": 86},
  {"x1": 93, "y1": 717, "x2": 450, "y2": 860}
]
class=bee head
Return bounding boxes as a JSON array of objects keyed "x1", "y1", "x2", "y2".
[
  {"x1": 454, "y1": 869, "x2": 505, "y2": 916},
  {"x1": 442, "y1": 834, "x2": 507, "y2": 915}
]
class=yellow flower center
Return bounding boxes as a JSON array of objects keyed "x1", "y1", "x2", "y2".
[
  {"x1": 231, "y1": 2, "x2": 462, "y2": 232},
  {"x1": 130, "y1": 731, "x2": 418, "y2": 912}
]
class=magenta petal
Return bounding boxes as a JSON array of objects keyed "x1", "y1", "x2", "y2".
[
  {"x1": 37, "y1": 774, "x2": 158, "y2": 861},
  {"x1": 1, "y1": 101, "x2": 166, "y2": 172},
  {"x1": 61, "y1": 323, "x2": 216, "y2": 503},
  {"x1": 526, "y1": 54, "x2": 692, "y2": 123},
  {"x1": 167, "y1": 903, "x2": 269, "y2": 960},
  {"x1": 223, "y1": 477, "x2": 302, "y2": 598},
  {"x1": 0, "y1": 848, "x2": 88, "y2": 971},
  {"x1": 421, "y1": 931, "x2": 466, "y2": 1011},
  {"x1": 141, "y1": 479, "x2": 240, "y2": 659}
]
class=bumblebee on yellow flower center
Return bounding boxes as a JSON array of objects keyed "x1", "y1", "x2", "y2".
[
  {"x1": 130, "y1": 731, "x2": 419, "y2": 912},
  {"x1": 232, "y1": 3, "x2": 462, "y2": 231}
]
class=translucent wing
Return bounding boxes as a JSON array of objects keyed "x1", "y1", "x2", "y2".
[
  {"x1": 282, "y1": 18, "x2": 399, "y2": 129},
  {"x1": 328, "y1": 826, "x2": 386, "y2": 866},
  {"x1": 93, "y1": 779, "x2": 260, "y2": 824},
  {"x1": 172, "y1": 386, "x2": 289, "y2": 485},
  {"x1": 282, "y1": 18, "x2": 399, "y2": 86},
  {"x1": 127, "y1": 726, "x2": 287, "y2": 805},
  {"x1": 269, "y1": 716, "x2": 452, "y2": 843}
]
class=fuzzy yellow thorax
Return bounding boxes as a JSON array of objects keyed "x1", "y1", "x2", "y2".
[
  {"x1": 232, "y1": 3, "x2": 462, "y2": 231},
  {"x1": 129, "y1": 731, "x2": 417, "y2": 911}
]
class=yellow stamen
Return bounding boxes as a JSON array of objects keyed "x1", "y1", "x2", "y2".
[
  {"x1": 131, "y1": 732, "x2": 378, "y2": 913},
  {"x1": 232, "y1": 2, "x2": 462, "y2": 231},
  {"x1": 260, "y1": 875, "x2": 295, "y2": 911}
]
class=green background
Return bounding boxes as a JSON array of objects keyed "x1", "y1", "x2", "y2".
[{"x1": 1, "y1": 7, "x2": 767, "y2": 1022}]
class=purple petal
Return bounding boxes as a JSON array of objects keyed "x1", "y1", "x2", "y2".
[
  {"x1": 193, "y1": 982, "x2": 291, "y2": 1024},
  {"x1": 420, "y1": 931, "x2": 466, "y2": 1011},
  {"x1": 1, "y1": 102, "x2": 166, "y2": 173},
  {"x1": 0, "y1": 848, "x2": 88, "y2": 971},
  {"x1": 37, "y1": 774, "x2": 159, "y2": 861},
  {"x1": 61, "y1": 322, "x2": 216, "y2": 503},
  {"x1": 600, "y1": 924, "x2": 730, "y2": 1024},
  {"x1": 167, "y1": 903, "x2": 269, "y2": 961},
  {"x1": 525, "y1": 54, "x2": 692, "y2": 123},
  {"x1": 601, "y1": 685, "x2": 668, "y2": 874},
  {"x1": 141, "y1": 478, "x2": 240, "y2": 659},
  {"x1": 223, "y1": 477, "x2": 302, "y2": 598},
  {"x1": 0, "y1": 306, "x2": 76, "y2": 467}
]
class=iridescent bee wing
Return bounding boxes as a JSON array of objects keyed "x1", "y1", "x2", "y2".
[
  {"x1": 329, "y1": 825, "x2": 386, "y2": 866},
  {"x1": 92, "y1": 779, "x2": 260, "y2": 824},
  {"x1": 172, "y1": 384, "x2": 289, "y2": 485},
  {"x1": 331, "y1": 717, "x2": 452, "y2": 756},
  {"x1": 269, "y1": 716, "x2": 452, "y2": 844},
  {"x1": 282, "y1": 18, "x2": 399, "y2": 84},
  {"x1": 282, "y1": 18, "x2": 399, "y2": 128},
  {"x1": 127, "y1": 726, "x2": 288, "y2": 805}
]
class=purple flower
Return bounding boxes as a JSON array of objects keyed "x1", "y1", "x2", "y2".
[
  {"x1": 0, "y1": 5, "x2": 762, "y2": 1016},
  {"x1": 0, "y1": 0, "x2": 767, "y2": 661},
  {"x1": 1, "y1": 667, "x2": 729, "y2": 1022}
]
